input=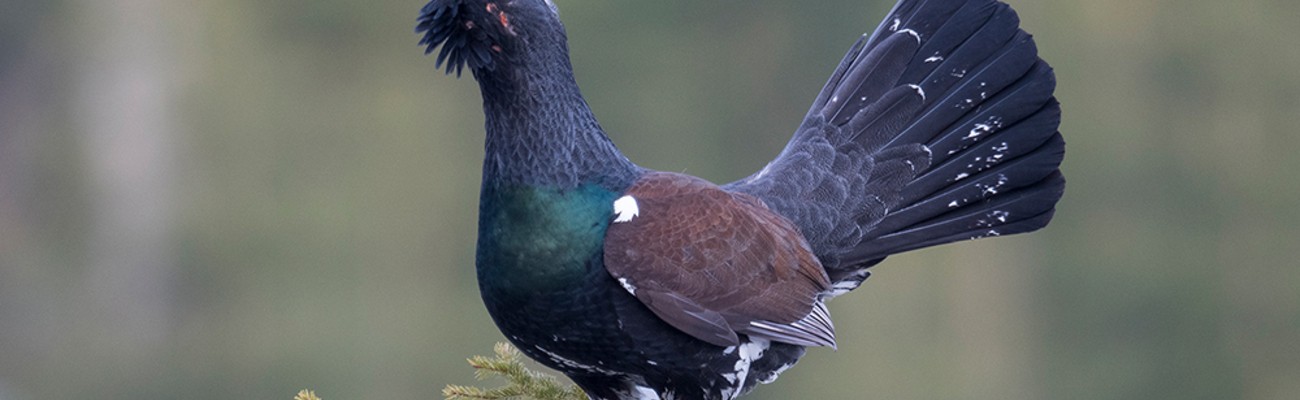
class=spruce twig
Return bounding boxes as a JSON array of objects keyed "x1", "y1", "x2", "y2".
[
  {"x1": 294, "y1": 389, "x2": 322, "y2": 400},
  {"x1": 443, "y1": 342, "x2": 589, "y2": 400}
]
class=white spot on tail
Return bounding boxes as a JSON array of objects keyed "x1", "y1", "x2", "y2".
[
  {"x1": 991, "y1": 210, "x2": 1010, "y2": 223},
  {"x1": 966, "y1": 124, "x2": 992, "y2": 139},
  {"x1": 925, "y1": 54, "x2": 944, "y2": 63},
  {"x1": 974, "y1": 174, "x2": 1011, "y2": 196},
  {"x1": 613, "y1": 195, "x2": 639, "y2": 223},
  {"x1": 965, "y1": 117, "x2": 1005, "y2": 141},
  {"x1": 898, "y1": 29, "x2": 922, "y2": 43},
  {"x1": 907, "y1": 84, "x2": 926, "y2": 100},
  {"x1": 889, "y1": 18, "x2": 901, "y2": 31},
  {"x1": 976, "y1": 210, "x2": 1012, "y2": 228}
]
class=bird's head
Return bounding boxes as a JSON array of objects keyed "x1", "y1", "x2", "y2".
[{"x1": 417, "y1": 0, "x2": 566, "y2": 77}]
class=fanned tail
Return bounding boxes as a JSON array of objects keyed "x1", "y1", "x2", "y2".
[{"x1": 726, "y1": 0, "x2": 1063, "y2": 292}]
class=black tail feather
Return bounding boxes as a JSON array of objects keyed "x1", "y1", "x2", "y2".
[
  {"x1": 849, "y1": 170, "x2": 1063, "y2": 261},
  {"x1": 725, "y1": 0, "x2": 1063, "y2": 290},
  {"x1": 824, "y1": 32, "x2": 922, "y2": 126},
  {"x1": 905, "y1": 95, "x2": 1061, "y2": 205},
  {"x1": 896, "y1": 1, "x2": 1001, "y2": 85},
  {"x1": 923, "y1": 62, "x2": 1058, "y2": 164},
  {"x1": 886, "y1": 26, "x2": 1040, "y2": 149}
]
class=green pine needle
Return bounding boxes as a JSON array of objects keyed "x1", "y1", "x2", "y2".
[{"x1": 443, "y1": 343, "x2": 589, "y2": 400}]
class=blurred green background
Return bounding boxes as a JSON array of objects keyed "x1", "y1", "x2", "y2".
[{"x1": 2, "y1": 0, "x2": 1298, "y2": 399}]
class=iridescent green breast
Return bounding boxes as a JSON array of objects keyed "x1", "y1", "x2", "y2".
[{"x1": 476, "y1": 184, "x2": 619, "y2": 293}]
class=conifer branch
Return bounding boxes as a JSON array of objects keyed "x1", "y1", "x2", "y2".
[
  {"x1": 294, "y1": 389, "x2": 321, "y2": 400},
  {"x1": 443, "y1": 343, "x2": 589, "y2": 400},
  {"x1": 293, "y1": 343, "x2": 586, "y2": 400}
]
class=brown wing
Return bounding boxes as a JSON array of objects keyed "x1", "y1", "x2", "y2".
[{"x1": 604, "y1": 171, "x2": 836, "y2": 348}]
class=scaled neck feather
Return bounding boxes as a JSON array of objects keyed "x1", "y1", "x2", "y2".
[{"x1": 475, "y1": 41, "x2": 636, "y2": 190}]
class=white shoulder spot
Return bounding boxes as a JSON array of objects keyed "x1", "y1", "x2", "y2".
[{"x1": 613, "y1": 195, "x2": 640, "y2": 223}]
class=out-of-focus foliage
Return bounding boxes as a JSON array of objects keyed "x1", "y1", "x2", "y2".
[{"x1": 1, "y1": 1, "x2": 1297, "y2": 399}]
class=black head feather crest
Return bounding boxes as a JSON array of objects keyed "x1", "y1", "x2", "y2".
[{"x1": 416, "y1": 0, "x2": 509, "y2": 76}]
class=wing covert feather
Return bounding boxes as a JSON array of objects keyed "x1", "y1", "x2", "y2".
[{"x1": 604, "y1": 172, "x2": 835, "y2": 347}]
